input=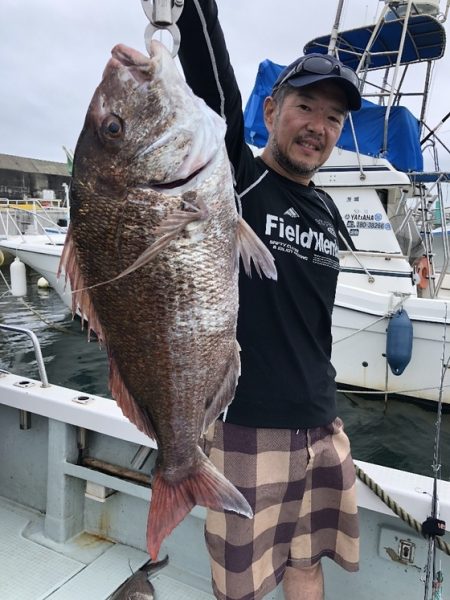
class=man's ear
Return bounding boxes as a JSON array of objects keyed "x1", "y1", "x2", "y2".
[{"x1": 263, "y1": 96, "x2": 276, "y2": 134}]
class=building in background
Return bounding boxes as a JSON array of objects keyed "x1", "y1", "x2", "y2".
[{"x1": 0, "y1": 153, "x2": 71, "y2": 202}]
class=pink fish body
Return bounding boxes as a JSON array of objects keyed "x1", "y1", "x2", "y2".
[{"x1": 60, "y1": 41, "x2": 276, "y2": 560}]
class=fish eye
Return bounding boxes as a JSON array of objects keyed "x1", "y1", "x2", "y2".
[{"x1": 101, "y1": 115, "x2": 124, "y2": 138}]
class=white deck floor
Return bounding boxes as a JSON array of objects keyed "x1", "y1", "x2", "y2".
[{"x1": 0, "y1": 498, "x2": 215, "y2": 600}]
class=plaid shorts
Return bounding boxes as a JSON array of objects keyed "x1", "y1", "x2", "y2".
[{"x1": 204, "y1": 418, "x2": 359, "y2": 600}]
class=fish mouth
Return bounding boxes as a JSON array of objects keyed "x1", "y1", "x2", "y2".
[
  {"x1": 108, "y1": 41, "x2": 225, "y2": 194},
  {"x1": 148, "y1": 163, "x2": 207, "y2": 191},
  {"x1": 111, "y1": 44, "x2": 149, "y2": 67},
  {"x1": 146, "y1": 156, "x2": 216, "y2": 193},
  {"x1": 109, "y1": 44, "x2": 153, "y2": 84}
]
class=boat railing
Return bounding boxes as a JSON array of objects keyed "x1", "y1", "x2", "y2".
[
  {"x1": 339, "y1": 250, "x2": 407, "y2": 259},
  {"x1": 0, "y1": 201, "x2": 68, "y2": 244},
  {"x1": 432, "y1": 196, "x2": 450, "y2": 293},
  {"x1": 412, "y1": 145, "x2": 450, "y2": 296},
  {"x1": 410, "y1": 175, "x2": 450, "y2": 297},
  {"x1": 1, "y1": 324, "x2": 52, "y2": 430},
  {"x1": 0, "y1": 197, "x2": 65, "y2": 209},
  {"x1": 0, "y1": 324, "x2": 49, "y2": 387}
]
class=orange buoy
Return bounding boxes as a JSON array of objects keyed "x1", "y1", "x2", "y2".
[{"x1": 414, "y1": 256, "x2": 430, "y2": 290}]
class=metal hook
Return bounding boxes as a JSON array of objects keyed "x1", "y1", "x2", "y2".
[
  {"x1": 141, "y1": 0, "x2": 184, "y2": 57},
  {"x1": 143, "y1": 22, "x2": 181, "y2": 58}
]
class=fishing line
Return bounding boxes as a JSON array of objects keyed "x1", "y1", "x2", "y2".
[{"x1": 423, "y1": 304, "x2": 448, "y2": 599}]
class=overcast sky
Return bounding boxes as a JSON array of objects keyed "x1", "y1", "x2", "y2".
[{"x1": 2, "y1": 0, "x2": 450, "y2": 169}]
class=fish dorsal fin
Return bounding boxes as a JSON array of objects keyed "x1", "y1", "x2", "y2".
[
  {"x1": 58, "y1": 226, "x2": 105, "y2": 342},
  {"x1": 237, "y1": 217, "x2": 277, "y2": 280},
  {"x1": 109, "y1": 357, "x2": 157, "y2": 441}
]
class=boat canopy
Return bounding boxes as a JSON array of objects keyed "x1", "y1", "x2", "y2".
[
  {"x1": 408, "y1": 172, "x2": 450, "y2": 182},
  {"x1": 243, "y1": 59, "x2": 423, "y2": 172},
  {"x1": 303, "y1": 15, "x2": 446, "y2": 70}
]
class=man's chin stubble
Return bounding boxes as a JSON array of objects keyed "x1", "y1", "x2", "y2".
[{"x1": 271, "y1": 140, "x2": 320, "y2": 179}]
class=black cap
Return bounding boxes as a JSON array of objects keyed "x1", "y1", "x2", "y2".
[{"x1": 272, "y1": 53, "x2": 361, "y2": 111}]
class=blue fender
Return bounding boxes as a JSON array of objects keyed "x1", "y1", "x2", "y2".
[{"x1": 386, "y1": 309, "x2": 413, "y2": 376}]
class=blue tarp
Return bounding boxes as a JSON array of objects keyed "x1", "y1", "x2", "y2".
[{"x1": 243, "y1": 59, "x2": 424, "y2": 172}]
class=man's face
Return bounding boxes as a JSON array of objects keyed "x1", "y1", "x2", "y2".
[{"x1": 262, "y1": 80, "x2": 348, "y2": 184}]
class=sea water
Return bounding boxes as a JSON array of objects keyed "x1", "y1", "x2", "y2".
[{"x1": 0, "y1": 267, "x2": 449, "y2": 480}]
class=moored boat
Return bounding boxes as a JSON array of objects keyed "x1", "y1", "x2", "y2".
[{"x1": 244, "y1": 0, "x2": 450, "y2": 406}]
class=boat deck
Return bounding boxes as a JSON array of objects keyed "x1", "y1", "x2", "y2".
[{"x1": 0, "y1": 497, "x2": 215, "y2": 600}]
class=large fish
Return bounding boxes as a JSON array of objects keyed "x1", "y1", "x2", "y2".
[{"x1": 60, "y1": 41, "x2": 277, "y2": 561}]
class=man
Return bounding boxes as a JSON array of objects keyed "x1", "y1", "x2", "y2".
[{"x1": 178, "y1": 3, "x2": 361, "y2": 599}]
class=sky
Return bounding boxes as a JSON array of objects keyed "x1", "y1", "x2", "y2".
[{"x1": 2, "y1": 0, "x2": 450, "y2": 170}]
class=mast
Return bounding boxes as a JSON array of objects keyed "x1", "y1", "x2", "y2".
[{"x1": 327, "y1": 0, "x2": 345, "y2": 54}]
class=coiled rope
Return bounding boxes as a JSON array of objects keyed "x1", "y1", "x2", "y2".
[{"x1": 355, "y1": 463, "x2": 450, "y2": 556}]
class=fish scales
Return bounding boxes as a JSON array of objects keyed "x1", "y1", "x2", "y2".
[
  {"x1": 60, "y1": 41, "x2": 276, "y2": 561},
  {"x1": 74, "y1": 170, "x2": 239, "y2": 470}
]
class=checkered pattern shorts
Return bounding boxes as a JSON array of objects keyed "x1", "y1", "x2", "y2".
[{"x1": 204, "y1": 418, "x2": 359, "y2": 600}]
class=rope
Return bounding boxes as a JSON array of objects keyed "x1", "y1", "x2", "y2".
[
  {"x1": 333, "y1": 293, "x2": 410, "y2": 346},
  {"x1": 0, "y1": 268, "x2": 73, "y2": 335},
  {"x1": 16, "y1": 297, "x2": 74, "y2": 334},
  {"x1": 355, "y1": 464, "x2": 450, "y2": 557},
  {"x1": 333, "y1": 315, "x2": 386, "y2": 345}
]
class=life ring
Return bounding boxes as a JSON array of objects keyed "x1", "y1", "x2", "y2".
[{"x1": 414, "y1": 256, "x2": 430, "y2": 289}]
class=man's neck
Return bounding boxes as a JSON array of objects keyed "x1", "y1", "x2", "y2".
[{"x1": 260, "y1": 147, "x2": 312, "y2": 187}]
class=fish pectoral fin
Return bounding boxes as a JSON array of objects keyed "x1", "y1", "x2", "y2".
[
  {"x1": 59, "y1": 225, "x2": 106, "y2": 341},
  {"x1": 115, "y1": 196, "x2": 209, "y2": 281},
  {"x1": 237, "y1": 217, "x2": 277, "y2": 280}
]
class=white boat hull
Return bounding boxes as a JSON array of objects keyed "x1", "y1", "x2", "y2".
[
  {"x1": 0, "y1": 235, "x2": 71, "y2": 309},
  {"x1": 2, "y1": 234, "x2": 450, "y2": 405},
  {"x1": 332, "y1": 286, "x2": 450, "y2": 404}
]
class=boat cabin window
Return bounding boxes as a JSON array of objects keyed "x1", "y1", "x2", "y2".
[{"x1": 375, "y1": 189, "x2": 388, "y2": 213}]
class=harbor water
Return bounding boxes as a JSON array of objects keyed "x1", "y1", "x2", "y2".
[{"x1": 0, "y1": 266, "x2": 449, "y2": 481}]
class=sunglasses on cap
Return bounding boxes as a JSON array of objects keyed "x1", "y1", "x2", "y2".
[{"x1": 272, "y1": 54, "x2": 360, "y2": 94}]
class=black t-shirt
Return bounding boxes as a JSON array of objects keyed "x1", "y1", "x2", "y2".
[{"x1": 179, "y1": 0, "x2": 339, "y2": 428}]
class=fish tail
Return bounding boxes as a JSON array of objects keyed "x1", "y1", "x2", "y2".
[{"x1": 147, "y1": 448, "x2": 253, "y2": 560}]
